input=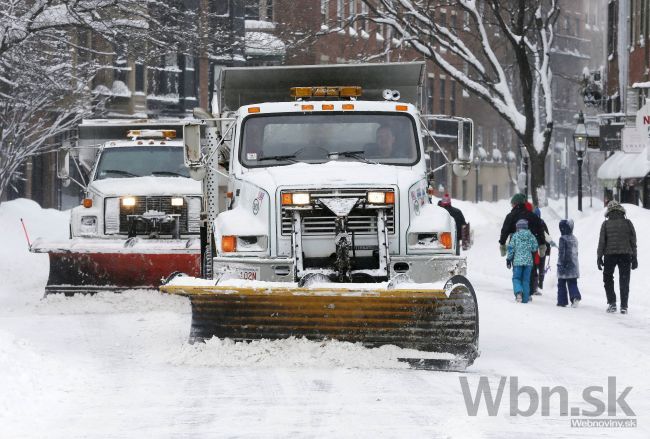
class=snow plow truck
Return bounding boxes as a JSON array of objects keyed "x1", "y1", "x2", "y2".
[
  {"x1": 30, "y1": 119, "x2": 202, "y2": 295},
  {"x1": 161, "y1": 63, "x2": 479, "y2": 369}
]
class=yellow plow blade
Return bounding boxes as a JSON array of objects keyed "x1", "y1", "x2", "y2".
[{"x1": 162, "y1": 277, "x2": 479, "y2": 366}]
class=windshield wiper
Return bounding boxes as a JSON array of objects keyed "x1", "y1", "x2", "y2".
[
  {"x1": 328, "y1": 150, "x2": 376, "y2": 164},
  {"x1": 101, "y1": 169, "x2": 139, "y2": 177},
  {"x1": 257, "y1": 154, "x2": 298, "y2": 163},
  {"x1": 151, "y1": 171, "x2": 186, "y2": 177}
]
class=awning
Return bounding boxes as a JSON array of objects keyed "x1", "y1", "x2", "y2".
[{"x1": 597, "y1": 146, "x2": 650, "y2": 187}]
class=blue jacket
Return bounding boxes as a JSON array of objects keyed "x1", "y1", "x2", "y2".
[
  {"x1": 507, "y1": 229, "x2": 539, "y2": 266},
  {"x1": 558, "y1": 219, "x2": 579, "y2": 279}
]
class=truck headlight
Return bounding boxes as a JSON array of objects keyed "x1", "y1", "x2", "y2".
[
  {"x1": 281, "y1": 192, "x2": 310, "y2": 206},
  {"x1": 367, "y1": 191, "x2": 395, "y2": 204},
  {"x1": 407, "y1": 232, "x2": 453, "y2": 250},
  {"x1": 122, "y1": 196, "x2": 136, "y2": 207},
  {"x1": 221, "y1": 235, "x2": 268, "y2": 253},
  {"x1": 80, "y1": 216, "x2": 97, "y2": 233},
  {"x1": 171, "y1": 197, "x2": 184, "y2": 207}
]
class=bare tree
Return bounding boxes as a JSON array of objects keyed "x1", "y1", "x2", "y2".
[
  {"x1": 0, "y1": 0, "x2": 232, "y2": 200},
  {"x1": 361, "y1": 0, "x2": 559, "y2": 205}
]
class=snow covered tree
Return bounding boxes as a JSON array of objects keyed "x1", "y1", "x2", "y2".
[
  {"x1": 0, "y1": 1, "x2": 231, "y2": 200},
  {"x1": 360, "y1": 0, "x2": 560, "y2": 205}
]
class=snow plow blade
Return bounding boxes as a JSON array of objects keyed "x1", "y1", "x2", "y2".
[
  {"x1": 161, "y1": 275, "x2": 479, "y2": 368},
  {"x1": 30, "y1": 238, "x2": 200, "y2": 295}
]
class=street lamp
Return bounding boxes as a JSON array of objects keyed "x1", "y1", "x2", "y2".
[{"x1": 573, "y1": 111, "x2": 587, "y2": 212}]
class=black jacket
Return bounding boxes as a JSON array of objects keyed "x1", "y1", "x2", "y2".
[
  {"x1": 499, "y1": 204, "x2": 545, "y2": 245},
  {"x1": 597, "y1": 211, "x2": 637, "y2": 258}
]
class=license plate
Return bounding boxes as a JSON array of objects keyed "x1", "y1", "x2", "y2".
[{"x1": 234, "y1": 267, "x2": 260, "y2": 281}]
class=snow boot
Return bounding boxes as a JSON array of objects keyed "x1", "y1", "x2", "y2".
[
  {"x1": 621, "y1": 308, "x2": 628, "y2": 315},
  {"x1": 516, "y1": 293, "x2": 523, "y2": 303},
  {"x1": 571, "y1": 298, "x2": 580, "y2": 308},
  {"x1": 533, "y1": 291, "x2": 542, "y2": 296},
  {"x1": 607, "y1": 303, "x2": 617, "y2": 313}
]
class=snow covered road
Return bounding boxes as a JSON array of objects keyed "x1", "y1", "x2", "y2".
[{"x1": 1, "y1": 199, "x2": 648, "y2": 438}]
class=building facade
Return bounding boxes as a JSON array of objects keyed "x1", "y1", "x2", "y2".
[{"x1": 600, "y1": 0, "x2": 650, "y2": 208}]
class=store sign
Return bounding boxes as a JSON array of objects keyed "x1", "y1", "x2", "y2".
[
  {"x1": 599, "y1": 123, "x2": 623, "y2": 151},
  {"x1": 621, "y1": 127, "x2": 646, "y2": 153}
]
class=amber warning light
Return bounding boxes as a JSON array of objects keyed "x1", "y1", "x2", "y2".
[{"x1": 290, "y1": 86, "x2": 362, "y2": 99}]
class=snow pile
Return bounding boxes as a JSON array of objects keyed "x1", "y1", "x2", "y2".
[
  {"x1": 36, "y1": 289, "x2": 189, "y2": 315},
  {"x1": 171, "y1": 337, "x2": 457, "y2": 369},
  {"x1": 0, "y1": 199, "x2": 68, "y2": 306}
]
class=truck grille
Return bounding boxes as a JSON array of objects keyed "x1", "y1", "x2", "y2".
[
  {"x1": 105, "y1": 196, "x2": 200, "y2": 235},
  {"x1": 280, "y1": 188, "x2": 395, "y2": 236}
]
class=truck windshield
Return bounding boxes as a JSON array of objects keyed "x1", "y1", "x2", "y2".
[
  {"x1": 240, "y1": 113, "x2": 419, "y2": 167},
  {"x1": 94, "y1": 146, "x2": 189, "y2": 180}
]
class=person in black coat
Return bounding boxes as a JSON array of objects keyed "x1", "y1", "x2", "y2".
[
  {"x1": 438, "y1": 194, "x2": 467, "y2": 252},
  {"x1": 499, "y1": 193, "x2": 545, "y2": 258},
  {"x1": 597, "y1": 201, "x2": 637, "y2": 314}
]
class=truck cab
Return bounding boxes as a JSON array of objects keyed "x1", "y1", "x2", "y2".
[
  {"x1": 186, "y1": 63, "x2": 473, "y2": 285},
  {"x1": 68, "y1": 129, "x2": 202, "y2": 240}
]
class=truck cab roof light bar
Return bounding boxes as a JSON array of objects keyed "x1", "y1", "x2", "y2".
[{"x1": 290, "y1": 86, "x2": 362, "y2": 99}]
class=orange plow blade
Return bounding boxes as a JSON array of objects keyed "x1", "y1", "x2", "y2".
[{"x1": 161, "y1": 276, "x2": 479, "y2": 368}]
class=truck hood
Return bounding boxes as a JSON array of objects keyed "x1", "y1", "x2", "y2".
[
  {"x1": 240, "y1": 161, "x2": 423, "y2": 190},
  {"x1": 90, "y1": 176, "x2": 202, "y2": 197}
]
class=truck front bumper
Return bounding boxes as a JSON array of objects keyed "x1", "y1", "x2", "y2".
[{"x1": 213, "y1": 254, "x2": 466, "y2": 283}]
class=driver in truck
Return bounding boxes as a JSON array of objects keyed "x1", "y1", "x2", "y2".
[{"x1": 366, "y1": 124, "x2": 396, "y2": 158}]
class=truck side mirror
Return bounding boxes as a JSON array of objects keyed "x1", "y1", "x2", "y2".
[
  {"x1": 56, "y1": 148, "x2": 70, "y2": 186},
  {"x1": 183, "y1": 123, "x2": 207, "y2": 180},
  {"x1": 457, "y1": 120, "x2": 474, "y2": 162}
]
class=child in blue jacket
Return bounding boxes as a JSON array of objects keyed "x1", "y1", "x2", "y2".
[
  {"x1": 507, "y1": 219, "x2": 539, "y2": 303},
  {"x1": 557, "y1": 219, "x2": 582, "y2": 307}
]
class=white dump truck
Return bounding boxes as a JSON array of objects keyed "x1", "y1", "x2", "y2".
[
  {"x1": 30, "y1": 120, "x2": 202, "y2": 294},
  {"x1": 162, "y1": 63, "x2": 479, "y2": 369}
]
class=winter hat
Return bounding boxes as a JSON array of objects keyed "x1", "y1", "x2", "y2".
[
  {"x1": 511, "y1": 193, "x2": 526, "y2": 205},
  {"x1": 559, "y1": 219, "x2": 574, "y2": 235},
  {"x1": 533, "y1": 207, "x2": 541, "y2": 218},
  {"x1": 525, "y1": 201, "x2": 533, "y2": 212},
  {"x1": 516, "y1": 219, "x2": 529, "y2": 230},
  {"x1": 605, "y1": 200, "x2": 626, "y2": 217},
  {"x1": 440, "y1": 193, "x2": 452, "y2": 206}
]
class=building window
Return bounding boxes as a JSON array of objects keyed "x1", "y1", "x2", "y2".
[
  {"x1": 450, "y1": 81, "x2": 456, "y2": 115},
  {"x1": 427, "y1": 76, "x2": 434, "y2": 114},
  {"x1": 349, "y1": 0, "x2": 356, "y2": 29},
  {"x1": 265, "y1": 0, "x2": 273, "y2": 21},
  {"x1": 462, "y1": 180, "x2": 467, "y2": 201},
  {"x1": 439, "y1": 11, "x2": 447, "y2": 27},
  {"x1": 135, "y1": 63, "x2": 144, "y2": 92},
  {"x1": 477, "y1": 184, "x2": 483, "y2": 202},
  {"x1": 575, "y1": 17, "x2": 580, "y2": 37},
  {"x1": 608, "y1": 1, "x2": 618, "y2": 54},
  {"x1": 492, "y1": 185, "x2": 498, "y2": 202},
  {"x1": 321, "y1": 0, "x2": 329, "y2": 24},
  {"x1": 439, "y1": 78, "x2": 446, "y2": 113},
  {"x1": 244, "y1": 0, "x2": 260, "y2": 20},
  {"x1": 337, "y1": 0, "x2": 344, "y2": 27},
  {"x1": 361, "y1": 2, "x2": 369, "y2": 32}
]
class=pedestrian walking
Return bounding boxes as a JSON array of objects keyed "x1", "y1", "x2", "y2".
[
  {"x1": 531, "y1": 207, "x2": 551, "y2": 294},
  {"x1": 438, "y1": 194, "x2": 467, "y2": 254},
  {"x1": 597, "y1": 201, "x2": 637, "y2": 314},
  {"x1": 557, "y1": 219, "x2": 581, "y2": 307},
  {"x1": 506, "y1": 219, "x2": 539, "y2": 304},
  {"x1": 499, "y1": 193, "x2": 545, "y2": 258}
]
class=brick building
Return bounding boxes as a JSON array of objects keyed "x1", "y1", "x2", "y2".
[{"x1": 599, "y1": 0, "x2": 650, "y2": 208}]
